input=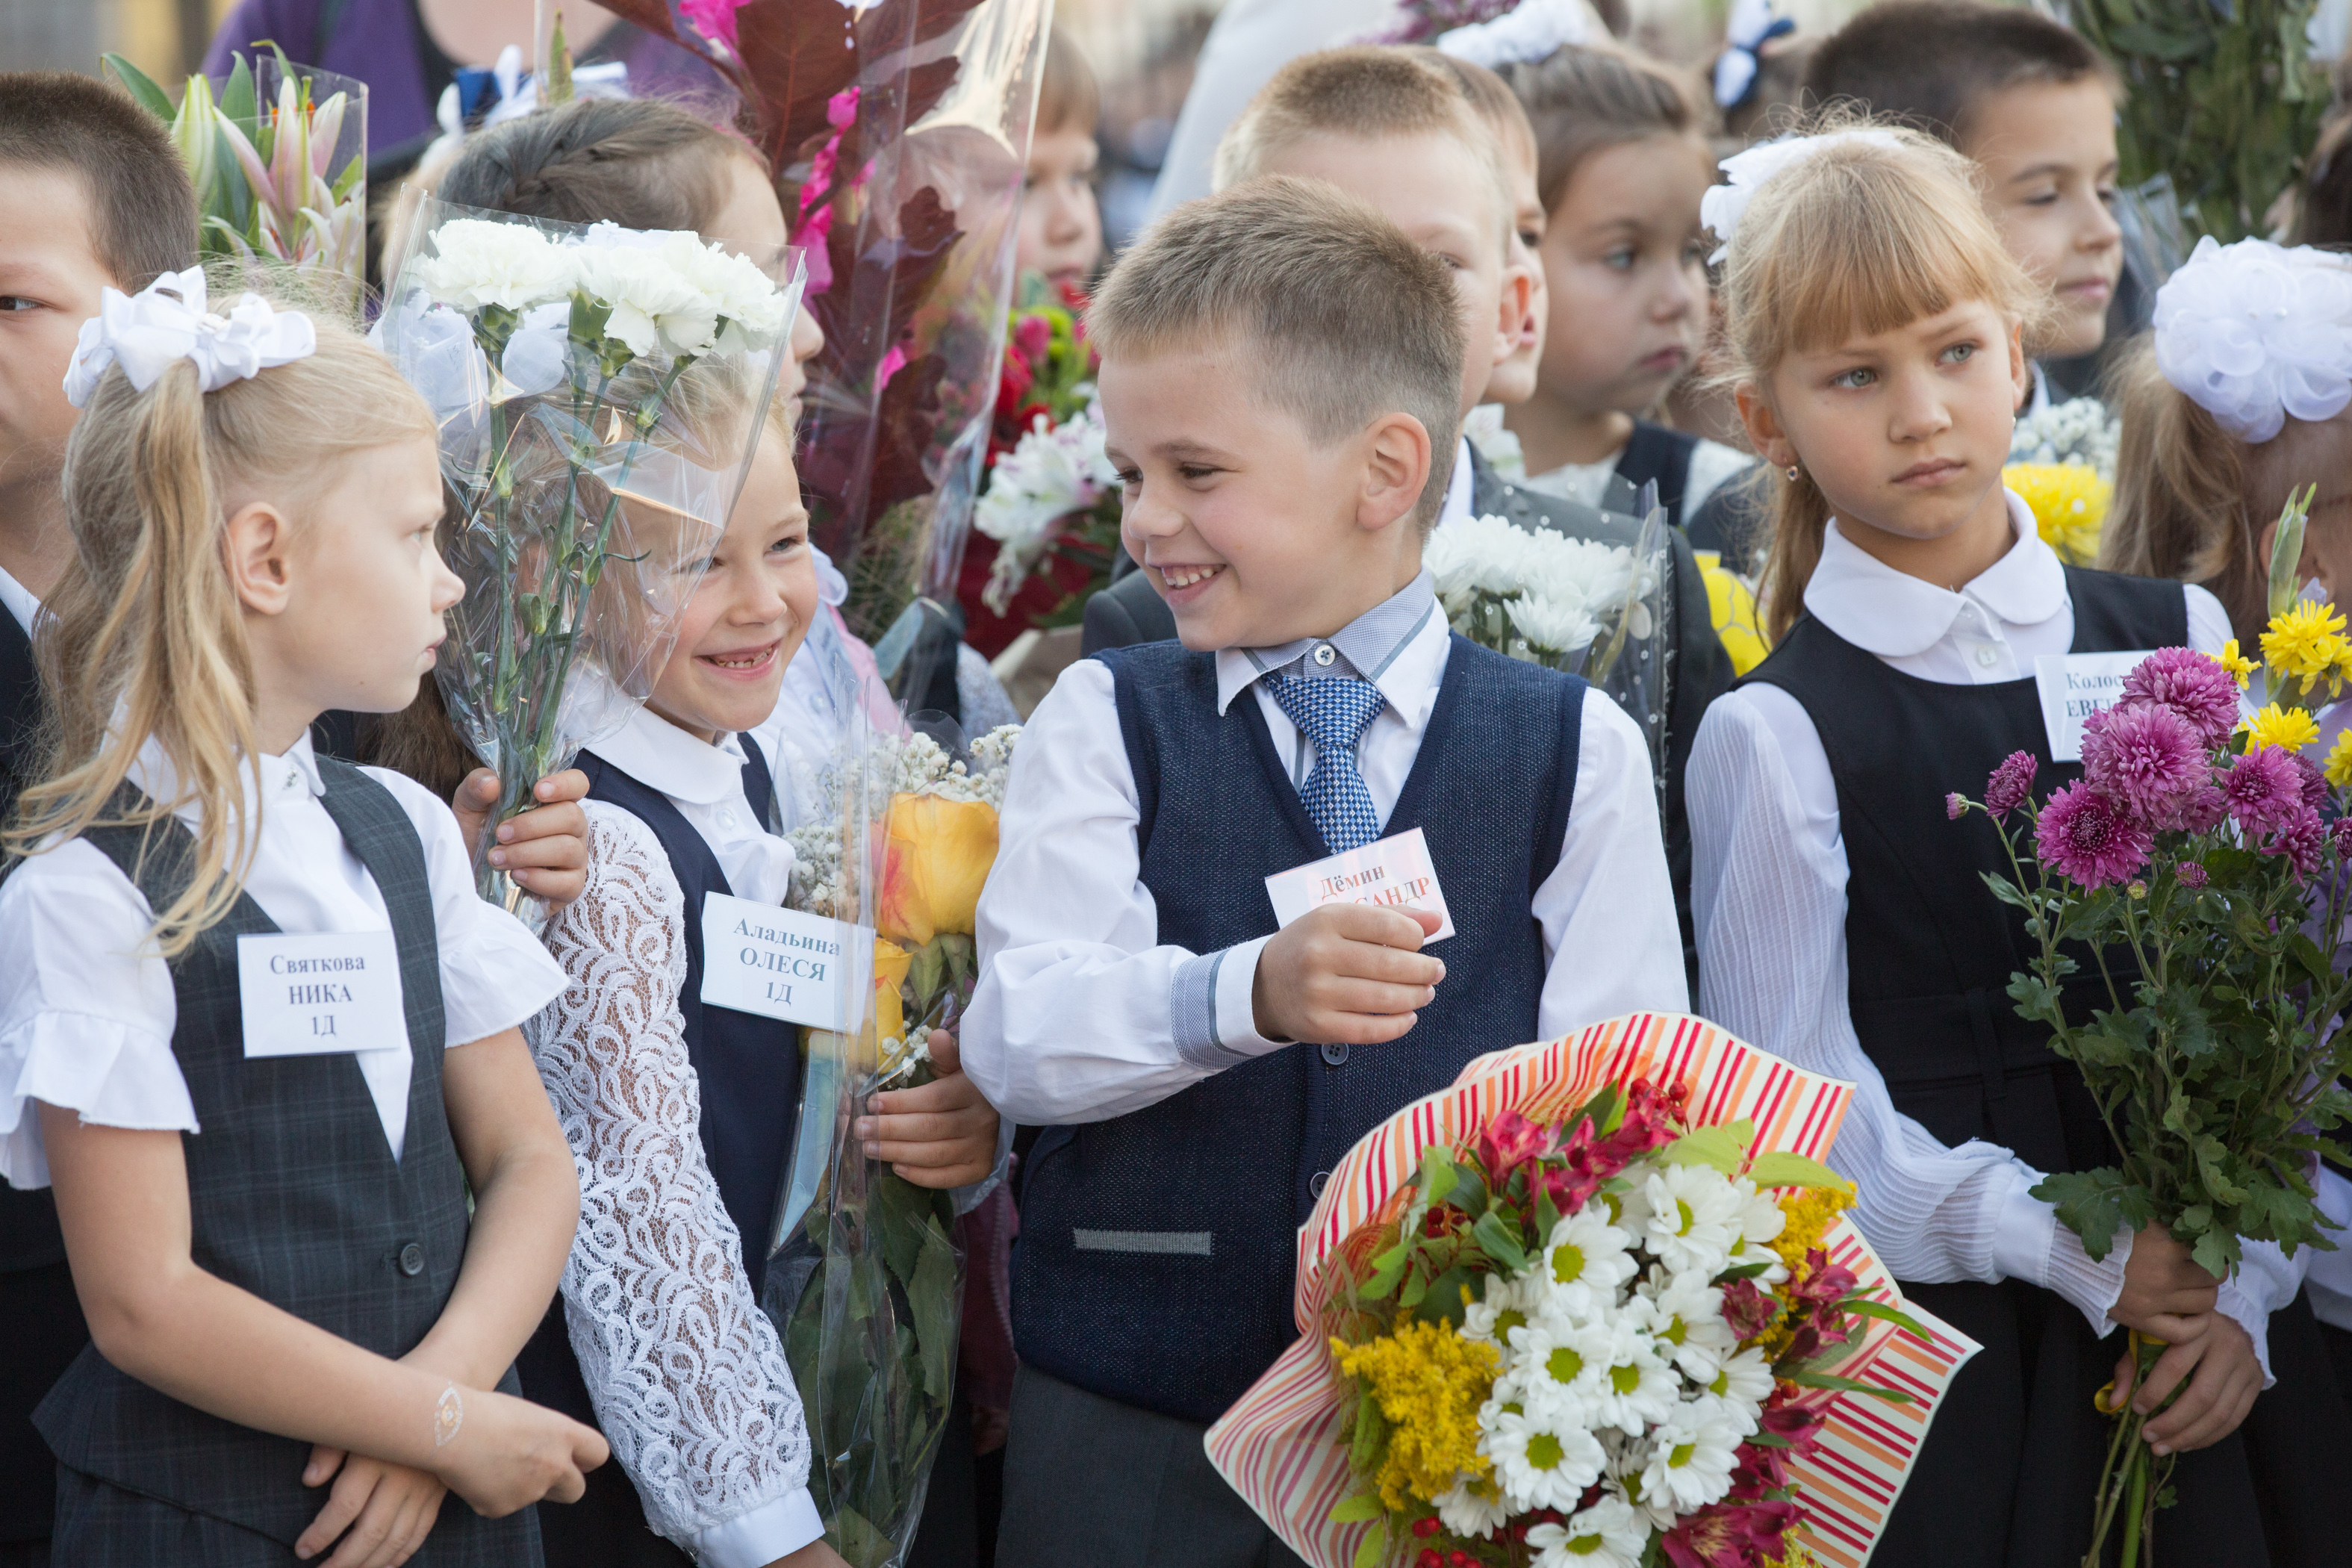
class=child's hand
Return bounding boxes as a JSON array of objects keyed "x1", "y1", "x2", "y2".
[
  {"x1": 295, "y1": 1446, "x2": 445, "y2": 1568},
  {"x1": 1252, "y1": 906, "x2": 1443, "y2": 1046},
  {"x1": 768, "y1": 1540, "x2": 854, "y2": 1567},
  {"x1": 2109, "y1": 1224, "x2": 2219, "y2": 1334},
  {"x1": 450, "y1": 768, "x2": 591, "y2": 906},
  {"x1": 858, "y1": 1032, "x2": 1001, "y2": 1189},
  {"x1": 432, "y1": 1387, "x2": 608, "y2": 1517},
  {"x1": 2112, "y1": 1311, "x2": 2264, "y2": 1455}
]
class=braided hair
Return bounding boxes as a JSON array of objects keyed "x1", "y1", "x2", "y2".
[{"x1": 438, "y1": 96, "x2": 744, "y2": 231}]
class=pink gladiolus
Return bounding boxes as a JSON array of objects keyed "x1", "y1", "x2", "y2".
[
  {"x1": 2035, "y1": 783, "x2": 2153, "y2": 889},
  {"x1": 679, "y1": 0, "x2": 752, "y2": 49},
  {"x1": 1984, "y1": 750, "x2": 2038, "y2": 818},
  {"x1": 877, "y1": 343, "x2": 909, "y2": 389},
  {"x1": 2121, "y1": 646, "x2": 2241, "y2": 748}
]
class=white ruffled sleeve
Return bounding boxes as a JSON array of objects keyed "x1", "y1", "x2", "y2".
[
  {"x1": 526, "y1": 803, "x2": 820, "y2": 1567},
  {"x1": 0, "y1": 840, "x2": 196, "y2": 1190},
  {"x1": 1689, "y1": 691, "x2": 2134, "y2": 1336}
]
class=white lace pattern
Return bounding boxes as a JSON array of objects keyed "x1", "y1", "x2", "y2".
[{"x1": 526, "y1": 803, "x2": 812, "y2": 1549}]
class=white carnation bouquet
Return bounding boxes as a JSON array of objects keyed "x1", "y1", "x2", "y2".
[{"x1": 379, "y1": 199, "x2": 801, "y2": 901}]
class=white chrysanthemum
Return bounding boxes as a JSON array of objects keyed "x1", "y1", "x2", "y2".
[
  {"x1": 1508, "y1": 591, "x2": 1603, "y2": 656},
  {"x1": 570, "y1": 242, "x2": 718, "y2": 358},
  {"x1": 1425, "y1": 511, "x2": 1535, "y2": 604},
  {"x1": 1723, "y1": 1177, "x2": 1791, "y2": 1281},
  {"x1": 1579, "y1": 1319, "x2": 1680, "y2": 1437},
  {"x1": 1703, "y1": 1347, "x2": 1776, "y2": 1419},
  {"x1": 1633, "y1": 1269, "x2": 1737, "y2": 1382},
  {"x1": 1534, "y1": 1210, "x2": 1638, "y2": 1322},
  {"x1": 1624, "y1": 1162, "x2": 1743, "y2": 1278},
  {"x1": 1433, "y1": 1475, "x2": 1510, "y2": 1539},
  {"x1": 974, "y1": 407, "x2": 1117, "y2": 612},
  {"x1": 1527, "y1": 1495, "x2": 1649, "y2": 1568},
  {"x1": 1463, "y1": 1271, "x2": 1543, "y2": 1349},
  {"x1": 413, "y1": 218, "x2": 576, "y2": 311},
  {"x1": 1484, "y1": 1404, "x2": 1606, "y2": 1512},
  {"x1": 1638, "y1": 1398, "x2": 1743, "y2": 1513},
  {"x1": 1499, "y1": 1319, "x2": 1608, "y2": 1420}
]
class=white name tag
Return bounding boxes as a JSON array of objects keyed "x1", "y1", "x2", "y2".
[
  {"x1": 2035, "y1": 652, "x2": 2154, "y2": 762},
  {"x1": 698, "y1": 891, "x2": 871, "y2": 1033},
  {"x1": 1263, "y1": 826, "x2": 1455, "y2": 942},
  {"x1": 237, "y1": 930, "x2": 407, "y2": 1058}
]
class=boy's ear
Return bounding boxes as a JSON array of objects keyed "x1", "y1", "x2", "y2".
[
  {"x1": 1358, "y1": 412, "x2": 1434, "y2": 533},
  {"x1": 1493, "y1": 262, "x2": 1533, "y2": 373},
  {"x1": 1733, "y1": 382, "x2": 1795, "y2": 472},
  {"x1": 223, "y1": 500, "x2": 297, "y2": 617}
]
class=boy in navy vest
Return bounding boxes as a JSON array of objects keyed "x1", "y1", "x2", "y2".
[{"x1": 965, "y1": 176, "x2": 1689, "y2": 1566}]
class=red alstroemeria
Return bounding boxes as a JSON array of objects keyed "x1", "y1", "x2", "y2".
[
  {"x1": 1779, "y1": 1248, "x2": 1860, "y2": 1364},
  {"x1": 1660, "y1": 1498, "x2": 1802, "y2": 1568},
  {"x1": 1719, "y1": 1277, "x2": 1779, "y2": 1341},
  {"x1": 1759, "y1": 1395, "x2": 1826, "y2": 1452},
  {"x1": 1593, "y1": 1078, "x2": 1687, "y2": 1166},
  {"x1": 1477, "y1": 1108, "x2": 1552, "y2": 1182},
  {"x1": 1726, "y1": 1439, "x2": 1790, "y2": 1500}
]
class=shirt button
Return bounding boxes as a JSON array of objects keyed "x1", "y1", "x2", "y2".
[
  {"x1": 1313, "y1": 644, "x2": 1337, "y2": 668},
  {"x1": 397, "y1": 1242, "x2": 426, "y2": 1278},
  {"x1": 1975, "y1": 646, "x2": 1998, "y2": 668},
  {"x1": 1309, "y1": 1170, "x2": 1331, "y2": 1198},
  {"x1": 1319, "y1": 1042, "x2": 1349, "y2": 1066}
]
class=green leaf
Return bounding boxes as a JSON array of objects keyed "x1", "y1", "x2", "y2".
[
  {"x1": 1360, "y1": 1239, "x2": 1408, "y2": 1301},
  {"x1": 1417, "y1": 1144, "x2": 1459, "y2": 1207},
  {"x1": 1783, "y1": 1368, "x2": 1915, "y2": 1401},
  {"x1": 1659, "y1": 1120, "x2": 1754, "y2": 1175},
  {"x1": 1352, "y1": 1522, "x2": 1389, "y2": 1568},
  {"x1": 1746, "y1": 1150, "x2": 1850, "y2": 1191},
  {"x1": 99, "y1": 55, "x2": 176, "y2": 121},
  {"x1": 1588, "y1": 1083, "x2": 1625, "y2": 1137},
  {"x1": 1839, "y1": 1297, "x2": 1931, "y2": 1340},
  {"x1": 1472, "y1": 1210, "x2": 1529, "y2": 1275},
  {"x1": 221, "y1": 52, "x2": 256, "y2": 135},
  {"x1": 1328, "y1": 1491, "x2": 1387, "y2": 1524},
  {"x1": 1417, "y1": 1267, "x2": 1476, "y2": 1328},
  {"x1": 2031, "y1": 1168, "x2": 2136, "y2": 1261},
  {"x1": 909, "y1": 1225, "x2": 958, "y2": 1404}
]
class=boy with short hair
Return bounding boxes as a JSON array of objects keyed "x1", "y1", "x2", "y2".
[{"x1": 967, "y1": 175, "x2": 1686, "y2": 1567}]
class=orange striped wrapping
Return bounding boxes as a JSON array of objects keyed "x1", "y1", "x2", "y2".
[{"x1": 1204, "y1": 1011, "x2": 1981, "y2": 1568}]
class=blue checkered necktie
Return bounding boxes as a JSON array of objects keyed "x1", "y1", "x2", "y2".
[{"x1": 1267, "y1": 673, "x2": 1389, "y2": 852}]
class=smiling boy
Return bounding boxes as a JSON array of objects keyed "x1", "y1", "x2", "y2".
[{"x1": 966, "y1": 176, "x2": 1686, "y2": 1567}]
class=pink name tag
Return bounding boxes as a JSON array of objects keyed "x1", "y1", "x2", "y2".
[{"x1": 1263, "y1": 827, "x2": 1455, "y2": 942}]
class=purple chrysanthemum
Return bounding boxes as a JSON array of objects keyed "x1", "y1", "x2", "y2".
[
  {"x1": 2265, "y1": 805, "x2": 2328, "y2": 880},
  {"x1": 2035, "y1": 783, "x2": 2154, "y2": 889},
  {"x1": 2293, "y1": 752, "x2": 2330, "y2": 809},
  {"x1": 2121, "y1": 647, "x2": 2242, "y2": 749},
  {"x1": 2224, "y1": 747, "x2": 2306, "y2": 836},
  {"x1": 1984, "y1": 750, "x2": 2039, "y2": 819},
  {"x1": 2334, "y1": 818, "x2": 2352, "y2": 862},
  {"x1": 2177, "y1": 859, "x2": 2209, "y2": 889},
  {"x1": 1946, "y1": 792, "x2": 1967, "y2": 821},
  {"x1": 2080, "y1": 702, "x2": 2206, "y2": 824}
]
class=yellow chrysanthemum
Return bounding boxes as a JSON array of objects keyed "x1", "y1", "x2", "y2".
[
  {"x1": 1696, "y1": 550, "x2": 1771, "y2": 676},
  {"x1": 2004, "y1": 462, "x2": 2109, "y2": 566},
  {"x1": 2327, "y1": 729, "x2": 2352, "y2": 788},
  {"x1": 2260, "y1": 600, "x2": 2351, "y2": 685},
  {"x1": 2215, "y1": 640, "x2": 2256, "y2": 689},
  {"x1": 1331, "y1": 1320, "x2": 1498, "y2": 1511},
  {"x1": 2241, "y1": 702, "x2": 2321, "y2": 754}
]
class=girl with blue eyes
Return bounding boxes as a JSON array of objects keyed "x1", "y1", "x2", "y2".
[
  {"x1": 1685, "y1": 123, "x2": 2312, "y2": 1568},
  {"x1": 1493, "y1": 43, "x2": 1754, "y2": 535}
]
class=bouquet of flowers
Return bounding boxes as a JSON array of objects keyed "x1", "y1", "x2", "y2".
[
  {"x1": 1948, "y1": 498, "x2": 2352, "y2": 1565},
  {"x1": 378, "y1": 199, "x2": 799, "y2": 900},
  {"x1": 2006, "y1": 397, "x2": 2121, "y2": 567},
  {"x1": 765, "y1": 715, "x2": 1021, "y2": 1567},
  {"x1": 105, "y1": 45, "x2": 367, "y2": 299},
  {"x1": 1210, "y1": 1014, "x2": 1976, "y2": 1568}
]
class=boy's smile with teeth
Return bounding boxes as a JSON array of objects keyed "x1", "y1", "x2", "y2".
[{"x1": 1157, "y1": 564, "x2": 1225, "y2": 589}]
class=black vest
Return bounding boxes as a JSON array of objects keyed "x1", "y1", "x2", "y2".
[
  {"x1": 34, "y1": 763, "x2": 532, "y2": 1558},
  {"x1": 1616, "y1": 420, "x2": 1699, "y2": 533},
  {"x1": 578, "y1": 739, "x2": 796, "y2": 1295},
  {"x1": 1013, "y1": 637, "x2": 1584, "y2": 1422},
  {"x1": 1739, "y1": 566, "x2": 2188, "y2": 1177}
]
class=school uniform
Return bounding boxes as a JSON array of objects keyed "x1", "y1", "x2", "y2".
[
  {"x1": 965, "y1": 569, "x2": 1688, "y2": 1566},
  {"x1": 0, "y1": 733, "x2": 567, "y2": 1564},
  {"x1": 1519, "y1": 420, "x2": 1754, "y2": 537},
  {"x1": 1689, "y1": 497, "x2": 2352, "y2": 1567}
]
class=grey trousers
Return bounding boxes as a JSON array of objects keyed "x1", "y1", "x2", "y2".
[{"x1": 995, "y1": 1366, "x2": 1310, "y2": 1568}]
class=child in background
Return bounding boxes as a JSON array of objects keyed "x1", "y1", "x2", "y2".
[
  {"x1": 0, "y1": 279, "x2": 604, "y2": 1564},
  {"x1": 1013, "y1": 27, "x2": 1105, "y2": 295},
  {"x1": 1496, "y1": 44, "x2": 1753, "y2": 535},
  {"x1": 1689, "y1": 125, "x2": 2331, "y2": 1566},
  {"x1": 1418, "y1": 49, "x2": 1549, "y2": 415},
  {"x1": 968, "y1": 175, "x2": 1686, "y2": 1568}
]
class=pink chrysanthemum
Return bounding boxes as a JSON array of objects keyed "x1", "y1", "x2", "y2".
[
  {"x1": 2265, "y1": 805, "x2": 2327, "y2": 880},
  {"x1": 2177, "y1": 859, "x2": 2210, "y2": 889},
  {"x1": 2224, "y1": 747, "x2": 2306, "y2": 836},
  {"x1": 2080, "y1": 702, "x2": 2206, "y2": 824},
  {"x1": 2035, "y1": 783, "x2": 2153, "y2": 888},
  {"x1": 2121, "y1": 647, "x2": 2243, "y2": 748},
  {"x1": 2333, "y1": 819, "x2": 2352, "y2": 862},
  {"x1": 1984, "y1": 750, "x2": 2039, "y2": 818},
  {"x1": 1946, "y1": 792, "x2": 1967, "y2": 821},
  {"x1": 2294, "y1": 752, "x2": 2331, "y2": 809}
]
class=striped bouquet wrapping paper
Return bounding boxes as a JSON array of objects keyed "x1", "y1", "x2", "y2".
[{"x1": 1204, "y1": 1012, "x2": 1980, "y2": 1567}]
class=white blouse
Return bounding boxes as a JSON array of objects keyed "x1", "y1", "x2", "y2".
[
  {"x1": 0, "y1": 733, "x2": 565, "y2": 1186},
  {"x1": 1687, "y1": 498, "x2": 2297, "y2": 1375}
]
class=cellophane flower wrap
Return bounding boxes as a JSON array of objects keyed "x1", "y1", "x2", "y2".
[
  {"x1": 105, "y1": 46, "x2": 368, "y2": 302},
  {"x1": 379, "y1": 199, "x2": 800, "y2": 902},
  {"x1": 761, "y1": 694, "x2": 1020, "y2": 1567},
  {"x1": 1949, "y1": 497, "x2": 2352, "y2": 1566},
  {"x1": 1210, "y1": 1014, "x2": 1979, "y2": 1568}
]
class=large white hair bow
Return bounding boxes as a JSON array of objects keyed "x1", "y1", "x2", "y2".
[
  {"x1": 1699, "y1": 128, "x2": 1903, "y2": 263},
  {"x1": 1435, "y1": 0, "x2": 1589, "y2": 69},
  {"x1": 2153, "y1": 235, "x2": 2352, "y2": 443},
  {"x1": 62, "y1": 267, "x2": 317, "y2": 408}
]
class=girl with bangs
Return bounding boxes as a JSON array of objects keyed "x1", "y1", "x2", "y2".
[{"x1": 1686, "y1": 124, "x2": 2334, "y2": 1565}]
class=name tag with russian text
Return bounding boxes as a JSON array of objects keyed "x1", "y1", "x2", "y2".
[
  {"x1": 1263, "y1": 827, "x2": 1455, "y2": 942},
  {"x1": 699, "y1": 891, "x2": 871, "y2": 1032},
  {"x1": 2035, "y1": 652, "x2": 2154, "y2": 762},
  {"x1": 237, "y1": 930, "x2": 406, "y2": 1057}
]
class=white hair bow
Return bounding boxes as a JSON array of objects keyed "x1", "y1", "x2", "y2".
[
  {"x1": 1699, "y1": 128, "x2": 1903, "y2": 264},
  {"x1": 2154, "y1": 235, "x2": 2352, "y2": 443},
  {"x1": 63, "y1": 267, "x2": 317, "y2": 408},
  {"x1": 1434, "y1": 0, "x2": 1589, "y2": 69}
]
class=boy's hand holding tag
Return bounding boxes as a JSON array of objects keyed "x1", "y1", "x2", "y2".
[{"x1": 1256, "y1": 830, "x2": 1451, "y2": 1046}]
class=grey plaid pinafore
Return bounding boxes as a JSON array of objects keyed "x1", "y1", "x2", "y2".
[{"x1": 34, "y1": 761, "x2": 540, "y2": 1565}]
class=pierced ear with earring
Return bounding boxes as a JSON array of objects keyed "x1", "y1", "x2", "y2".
[{"x1": 1785, "y1": 464, "x2": 1800, "y2": 482}]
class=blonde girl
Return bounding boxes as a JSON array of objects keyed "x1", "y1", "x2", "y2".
[
  {"x1": 1686, "y1": 125, "x2": 2314, "y2": 1566},
  {"x1": 0, "y1": 273, "x2": 604, "y2": 1566}
]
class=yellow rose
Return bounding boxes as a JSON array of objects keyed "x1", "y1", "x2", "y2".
[
  {"x1": 877, "y1": 792, "x2": 999, "y2": 946},
  {"x1": 869, "y1": 938, "x2": 912, "y2": 1047}
]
